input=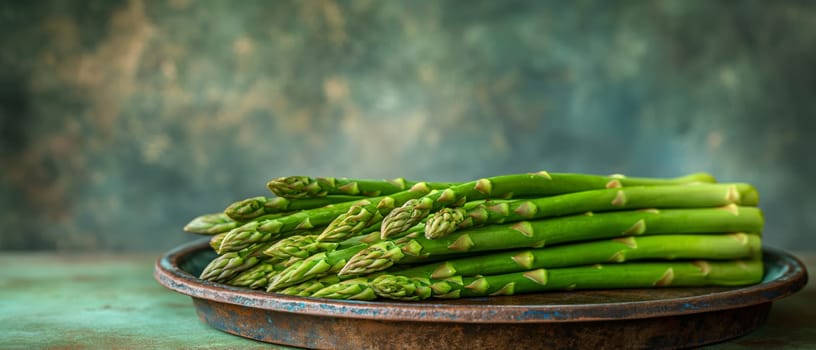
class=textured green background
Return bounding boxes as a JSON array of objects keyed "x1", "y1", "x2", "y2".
[{"x1": 1, "y1": 0, "x2": 814, "y2": 252}]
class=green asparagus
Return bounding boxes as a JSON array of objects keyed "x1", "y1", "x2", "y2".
[
  {"x1": 200, "y1": 242, "x2": 275, "y2": 282},
  {"x1": 267, "y1": 176, "x2": 455, "y2": 198},
  {"x1": 371, "y1": 259, "x2": 763, "y2": 300},
  {"x1": 186, "y1": 169, "x2": 768, "y2": 302},
  {"x1": 185, "y1": 212, "x2": 297, "y2": 236},
  {"x1": 317, "y1": 182, "x2": 431, "y2": 242},
  {"x1": 393, "y1": 233, "x2": 760, "y2": 279},
  {"x1": 263, "y1": 235, "x2": 340, "y2": 260},
  {"x1": 316, "y1": 200, "x2": 390, "y2": 242},
  {"x1": 264, "y1": 229, "x2": 383, "y2": 261},
  {"x1": 209, "y1": 233, "x2": 227, "y2": 251},
  {"x1": 265, "y1": 219, "x2": 427, "y2": 291},
  {"x1": 277, "y1": 275, "x2": 342, "y2": 296},
  {"x1": 316, "y1": 196, "x2": 490, "y2": 242},
  {"x1": 311, "y1": 277, "x2": 378, "y2": 300},
  {"x1": 267, "y1": 244, "x2": 370, "y2": 291},
  {"x1": 380, "y1": 172, "x2": 716, "y2": 238},
  {"x1": 184, "y1": 213, "x2": 240, "y2": 235},
  {"x1": 224, "y1": 195, "x2": 365, "y2": 221},
  {"x1": 218, "y1": 183, "x2": 434, "y2": 253},
  {"x1": 424, "y1": 183, "x2": 758, "y2": 239},
  {"x1": 341, "y1": 206, "x2": 763, "y2": 276},
  {"x1": 226, "y1": 261, "x2": 287, "y2": 289},
  {"x1": 267, "y1": 222, "x2": 434, "y2": 290}
]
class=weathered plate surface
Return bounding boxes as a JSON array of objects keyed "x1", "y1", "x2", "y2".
[{"x1": 154, "y1": 238, "x2": 808, "y2": 350}]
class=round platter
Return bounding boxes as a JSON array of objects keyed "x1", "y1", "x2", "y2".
[{"x1": 154, "y1": 238, "x2": 808, "y2": 350}]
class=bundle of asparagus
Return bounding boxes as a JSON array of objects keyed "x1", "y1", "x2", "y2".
[{"x1": 184, "y1": 172, "x2": 764, "y2": 301}]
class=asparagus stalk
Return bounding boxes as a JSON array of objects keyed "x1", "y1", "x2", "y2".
[
  {"x1": 370, "y1": 275, "x2": 432, "y2": 301},
  {"x1": 209, "y1": 233, "x2": 227, "y2": 251},
  {"x1": 277, "y1": 275, "x2": 342, "y2": 296},
  {"x1": 340, "y1": 205, "x2": 763, "y2": 276},
  {"x1": 264, "y1": 229, "x2": 383, "y2": 261},
  {"x1": 267, "y1": 244, "x2": 370, "y2": 291},
  {"x1": 226, "y1": 261, "x2": 287, "y2": 289},
  {"x1": 199, "y1": 242, "x2": 275, "y2": 282},
  {"x1": 261, "y1": 223, "x2": 419, "y2": 285},
  {"x1": 317, "y1": 200, "x2": 390, "y2": 242},
  {"x1": 184, "y1": 213, "x2": 240, "y2": 235},
  {"x1": 371, "y1": 259, "x2": 763, "y2": 300},
  {"x1": 286, "y1": 233, "x2": 759, "y2": 298},
  {"x1": 310, "y1": 277, "x2": 378, "y2": 300},
  {"x1": 224, "y1": 195, "x2": 365, "y2": 221},
  {"x1": 267, "y1": 223, "x2": 432, "y2": 292},
  {"x1": 267, "y1": 176, "x2": 455, "y2": 198},
  {"x1": 380, "y1": 172, "x2": 716, "y2": 238},
  {"x1": 393, "y1": 233, "x2": 760, "y2": 279},
  {"x1": 263, "y1": 235, "x2": 340, "y2": 260},
  {"x1": 424, "y1": 183, "x2": 758, "y2": 239},
  {"x1": 185, "y1": 212, "x2": 296, "y2": 236},
  {"x1": 218, "y1": 183, "x2": 433, "y2": 253},
  {"x1": 317, "y1": 196, "x2": 488, "y2": 242}
]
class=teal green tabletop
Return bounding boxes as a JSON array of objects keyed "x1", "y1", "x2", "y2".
[{"x1": 1, "y1": 252, "x2": 812, "y2": 349}]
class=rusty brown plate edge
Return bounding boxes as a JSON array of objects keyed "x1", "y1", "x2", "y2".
[{"x1": 154, "y1": 237, "x2": 808, "y2": 324}]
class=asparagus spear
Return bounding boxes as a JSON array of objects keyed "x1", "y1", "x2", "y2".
[
  {"x1": 267, "y1": 244, "x2": 370, "y2": 291},
  {"x1": 277, "y1": 275, "x2": 342, "y2": 296},
  {"x1": 424, "y1": 183, "x2": 758, "y2": 239},
  {"x1": 317, "y1": 196, "x2": 488, "y2": 242},
  {"x1": 185, "y1": 211, "x2": 300, "y2": 236},
  {"x1": 371, "y1": 259, "x2": 763, "y2": 300},
  {"x1": 380, "y1": 172, "x2": 716, "y2": 238},
  {"x1": 340, "y1": 205, "x2": 763, "y2": 276},
  {"x1": 261, "y1": 226, "x2": 411, "y2": 288},
  {"x1": 311, "y1": 277, "x2": 378, "y2": 300},
  {"x1": 267, "y1": 176, "x2": 455, "y2": 198},
  {"x1": 392, "y1": 233, "x2": 760, "y2": 279},
  {"x1": 218, "y1": 183, "x2": 433, "y2": 253},
  {"x1": 424, "y1": 207, "x2": 467, "y2": 240},
  {"x1": 370, "y1": 275, "x2": 432, "y2": 301},
  {"x1": 287, "y1": 233, "x2": 759, "y2": 298},
  {"x1": 224, "y1": 195, "x2": 364, "y2": 221},
  {"x1": 209, "y1": 233, "x2": 227, "y2": 251},
  {"x1": 184, "y1": 213, "x2": 240, "y2": 235},
  {"x1": 199, "y1": 242, "x2": 275, "y2": 282},
  {"x1": 267, "y1": 223, "x2": 433, "y2": 291},
  {"x1": 317, "y1": 200, "x2": 391, "y2": 242},
  {"x1": 263, "y1": 235, "x2": 340, "y2": 260},
  {"x1": 226, "y1": 261, "x2": 287, "y2": 289},
  {"x1": 264, "y1": 230, "x2": 383, "y2": 261}
]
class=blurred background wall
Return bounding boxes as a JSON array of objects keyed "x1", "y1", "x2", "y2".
[{"x1": 0, "y1": 0, "x2": 814, "y2": 252}]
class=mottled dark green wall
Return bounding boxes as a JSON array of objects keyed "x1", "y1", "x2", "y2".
[{"x1": 1, "y1": 0, "x2": 814, "y2": 251}]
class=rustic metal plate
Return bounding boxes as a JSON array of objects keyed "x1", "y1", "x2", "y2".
[{"x1": 154, "y1": 238, "x2": 808, "y2": 350}]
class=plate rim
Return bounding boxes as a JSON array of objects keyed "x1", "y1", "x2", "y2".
[{"x1": 154, "y1": 237, "x2": 809, "y2": 324}]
